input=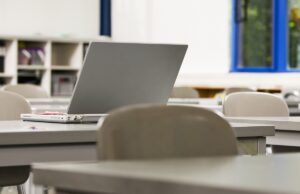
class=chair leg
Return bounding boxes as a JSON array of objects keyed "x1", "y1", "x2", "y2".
[{"x1": 17, "y1": 185, "x2": 26, "y2": 194}]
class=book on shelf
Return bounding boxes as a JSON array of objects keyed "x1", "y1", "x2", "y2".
[
  {"x1": 18, "y1": 47, "x2": 45, "y2": 65},
  {"x1": 52, "y1": 73, "x2": 77, "y2": 96}
]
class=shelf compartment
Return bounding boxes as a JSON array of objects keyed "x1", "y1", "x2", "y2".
[
  {"x1": 0, "y1": 39, "x2": 11, "y2": 73},
  {"x1": 0, "y1": 73, "x2": 13, "y2": 78},
  {"x1": 18, "y1": 65, "x2": 47, "y2": 71},
  {"x1": 18, "y1": 41, "x2": 47, "y2": 66},
  {"x1": 51, "y1": 66, "x2": 80, "y2": 71},
  {"x1": 17, "y1": 70, "x2": 44, "y2": 85},
  {"x1": 51, "y1": 71, "x2": 77, "y2": 97},
  {"x1": 52, "y1": 42, "x2": 81, "y2": 68}
]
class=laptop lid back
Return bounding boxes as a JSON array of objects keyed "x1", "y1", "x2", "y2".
[{"x1": 67, "y1": 42, "x2": 188, "y2": 114}]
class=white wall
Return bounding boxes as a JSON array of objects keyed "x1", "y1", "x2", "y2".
[
  {"x1": 0, "y1": 0, "x2": 99, "y2": 38},
  {"x1": 112, "y1": 0, "x2": 231, "y2": 74}
]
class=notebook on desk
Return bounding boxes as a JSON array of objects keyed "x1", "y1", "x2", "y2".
[{"x1": 21, "y1": 42, "x2": 188, "y2": 123}]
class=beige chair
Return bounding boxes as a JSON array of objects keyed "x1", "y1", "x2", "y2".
[
  {"x1": 223, "y1": 92, "x2": 290, "y2": 154},
  {"x1": 224, "y1": 87, "x2": 256, "y2": 96},
  {"x1": 170, "y1": 86, "x2": 199, "y2": 98},
  {"x1": 97, "y1": 105, "x2": 238, "y2": 160},
  {"x1": 223, "y1": 92, "x2": 289, "y2": 117},
  {"x1": 2, "y1": 84, "x2": 49, "y2": 98},
  {"x1": 0, "y1": 91, "x2": 31, "y2": 194}
]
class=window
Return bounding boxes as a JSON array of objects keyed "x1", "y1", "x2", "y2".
[
  {"x1": 289, "y1": 0, "x2": 300, "y2": 69},
  {"x1": 231, "y1": 0, "x2": 300, "y2": 72}
]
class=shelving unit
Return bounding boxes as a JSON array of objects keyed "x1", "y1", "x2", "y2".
[{"x1": 0, "y1": 35, "x2": 106, "y2": 96}]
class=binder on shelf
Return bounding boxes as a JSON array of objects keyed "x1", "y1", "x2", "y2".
[
  {"x1": 52, "y1": 73, "x2": 77, "y2": 96},
  {"x1": 18, "y1": 48, "x2": 45, "y2": 65}
]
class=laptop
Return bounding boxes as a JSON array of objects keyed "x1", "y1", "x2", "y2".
[{"x1": 21, "y1": 42, "x2": 188, "y2": 123}]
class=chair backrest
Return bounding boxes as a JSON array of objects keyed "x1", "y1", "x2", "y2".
[
  {"x1": 2, "y1": 84, "x2": 49, "y2": 98},
  {"x1": 224, "y1": 87, "x2": 256, "y2": 96},
  {"x1": 0, "y1": 91, "x2": 31, "y2": 120},
  {"x1": 97, "y1": 105, "x2": 238, "y2": 160},
  {"x1": 223, "y1": 92, "x2": 289, "y2": 117},
  {"x1": 170, "y1": 87, "x2": 199, "y2": 98}
]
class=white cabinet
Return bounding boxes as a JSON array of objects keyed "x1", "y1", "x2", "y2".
[{"x1": 0, "y1": 35, "x2": 108, "y2": 96}]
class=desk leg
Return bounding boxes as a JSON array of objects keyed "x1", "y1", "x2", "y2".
[
  {"x1": 237, "y1": 137, "x2": 266, "y2": 155},
  {"x1": 257, "y1": 137, "x2": 266, "y2": 154}
]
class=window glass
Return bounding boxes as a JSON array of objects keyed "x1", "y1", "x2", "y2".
[
  {"x1": 288, "y1": 0, "x2": 300, "y2": 69},
  {"x1": 237, "y1": 0, "x2": 273, "y2": 68}
]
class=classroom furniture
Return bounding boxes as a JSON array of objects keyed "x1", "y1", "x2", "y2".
[
  {"x1": 191, "y1": 85, "x2": 281, "y2": 98},
  {"x1": 0, "y1": 91, "x2": 31, "y2": 120},
  {"x1": 26, "y1": 97, "x2": 224, "y2": 116},
  {"x1": 0, "y1": 120, "x2": 273, "y2": 167},
  {"x1": 0, "y1": 35, "x2": 104, "y2": 96},
  {"x1": 226, "y1": 117, "x2": 300, "y2": 150},
  {"x1": 98, "y1": 105, "x2": 238, "y2": 159},
  {"x1": 0, "y1": 121, "x2": 97, "y2": 168},
  {"x1": 223, "y1": 92, "x2": 291, "y2": 152},
  {"x1": 170, "y1": 86, "x2": 199, "y2": 98},
  {"x1": 288, "y1": 107, "x2": 300, "y2": 116},
  {"x1": 33, "y1": 153, "x2": 300, "y2": 194},
  {"x1": 2, "y1": 84, "x2": 49, "y2": 98},
  {"x1": 224, "y1": 86, "x2": 256, "y2": 96},
  {"x1": 0, "y1": 91, "x2": 31, "y2": 194},
  {"x1": 223, "y1": 92, "x2": 289, "y2": 117}
]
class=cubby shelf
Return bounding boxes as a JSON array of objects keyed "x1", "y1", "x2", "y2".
[
  {"x1": 51, "y1": 66, "x2": 80, "y2": 71},
  {"x1": 0, "y1": 35, "x2": 109, "y2": 96},
  {"x1": 18, "y1": 65, "x2": 47, "y2": 70},
  {"x1": 0, "y1": 73, "x2": 13, "y2": 78}
]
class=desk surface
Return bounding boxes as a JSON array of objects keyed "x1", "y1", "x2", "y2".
[
  {"x1": 0, "y1": 121, "x2": 274, "y2": 146},
  {"x1": 0, "y1": 121, "x2": 97, "y2": 145},
  {"x1": 226, "y1": 116, "x2": 300, "y2": 131},
  {"x1": 33, "y1": 154, "x2": 300, "y2": 194},
  {"x1": 0, "y1": 121, "x2": 274, "y2": 166}
]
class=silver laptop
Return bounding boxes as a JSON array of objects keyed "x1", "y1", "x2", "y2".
[{"x1": 21, "y1": 42, "x2": 188, "y2": 123}]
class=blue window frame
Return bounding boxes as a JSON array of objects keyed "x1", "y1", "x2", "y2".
[
  {"x1": 231, "y1": 0, "x2": 293, "y2": 72},
  {"x1": 100, "y1": 0, "x2": 111, "y2": 37}
]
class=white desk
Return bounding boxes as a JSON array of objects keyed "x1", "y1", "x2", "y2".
[
  {"x1": 33, "y1": 153, "x2": 300, "y2": 194},
  {"x1": 289, "y1": 107, "x2": 300, "y2": 116},
  {"x1": 226, "y1": 117, "x2": 300, "y2": 147},
  {"x1": 0, "y1": 121, "x2": 274, "y2": 167},
  {"x1": 0, "y1": 121, "x2": 97, "y2": 167},
  {"x1": 168, "y1": 98, "x2": 223, "y2": 113},
  {"x1": 28, "y1": 98, "x2": 222, "y2": 114}
]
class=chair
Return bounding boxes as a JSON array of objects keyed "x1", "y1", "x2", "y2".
[
  {"x1": 170, "y1": 86, "x2": 199, "y2": 98},
  {"x1": 223, "y1": 92, "x2": 290, "y2": 154},
  {"x1": 223, "y1": 92, "x2": 289, "y2": 117},
  {"x1": 224, "y1": 86, "x2": 256, "y2": 96},
  {"x1": 2, "y1": 84, "x2": 49, "y2": 98},
  {"x1": 0, "y1": 91, "x2": 31, "y2": 194},
  {"x1": 97, "y1": 105, "x2": 238, "y2": 160}
]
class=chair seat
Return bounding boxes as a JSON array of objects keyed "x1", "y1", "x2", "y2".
[{"x1": 0, "y1": 166, "x2": 30, "y2": 186}]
